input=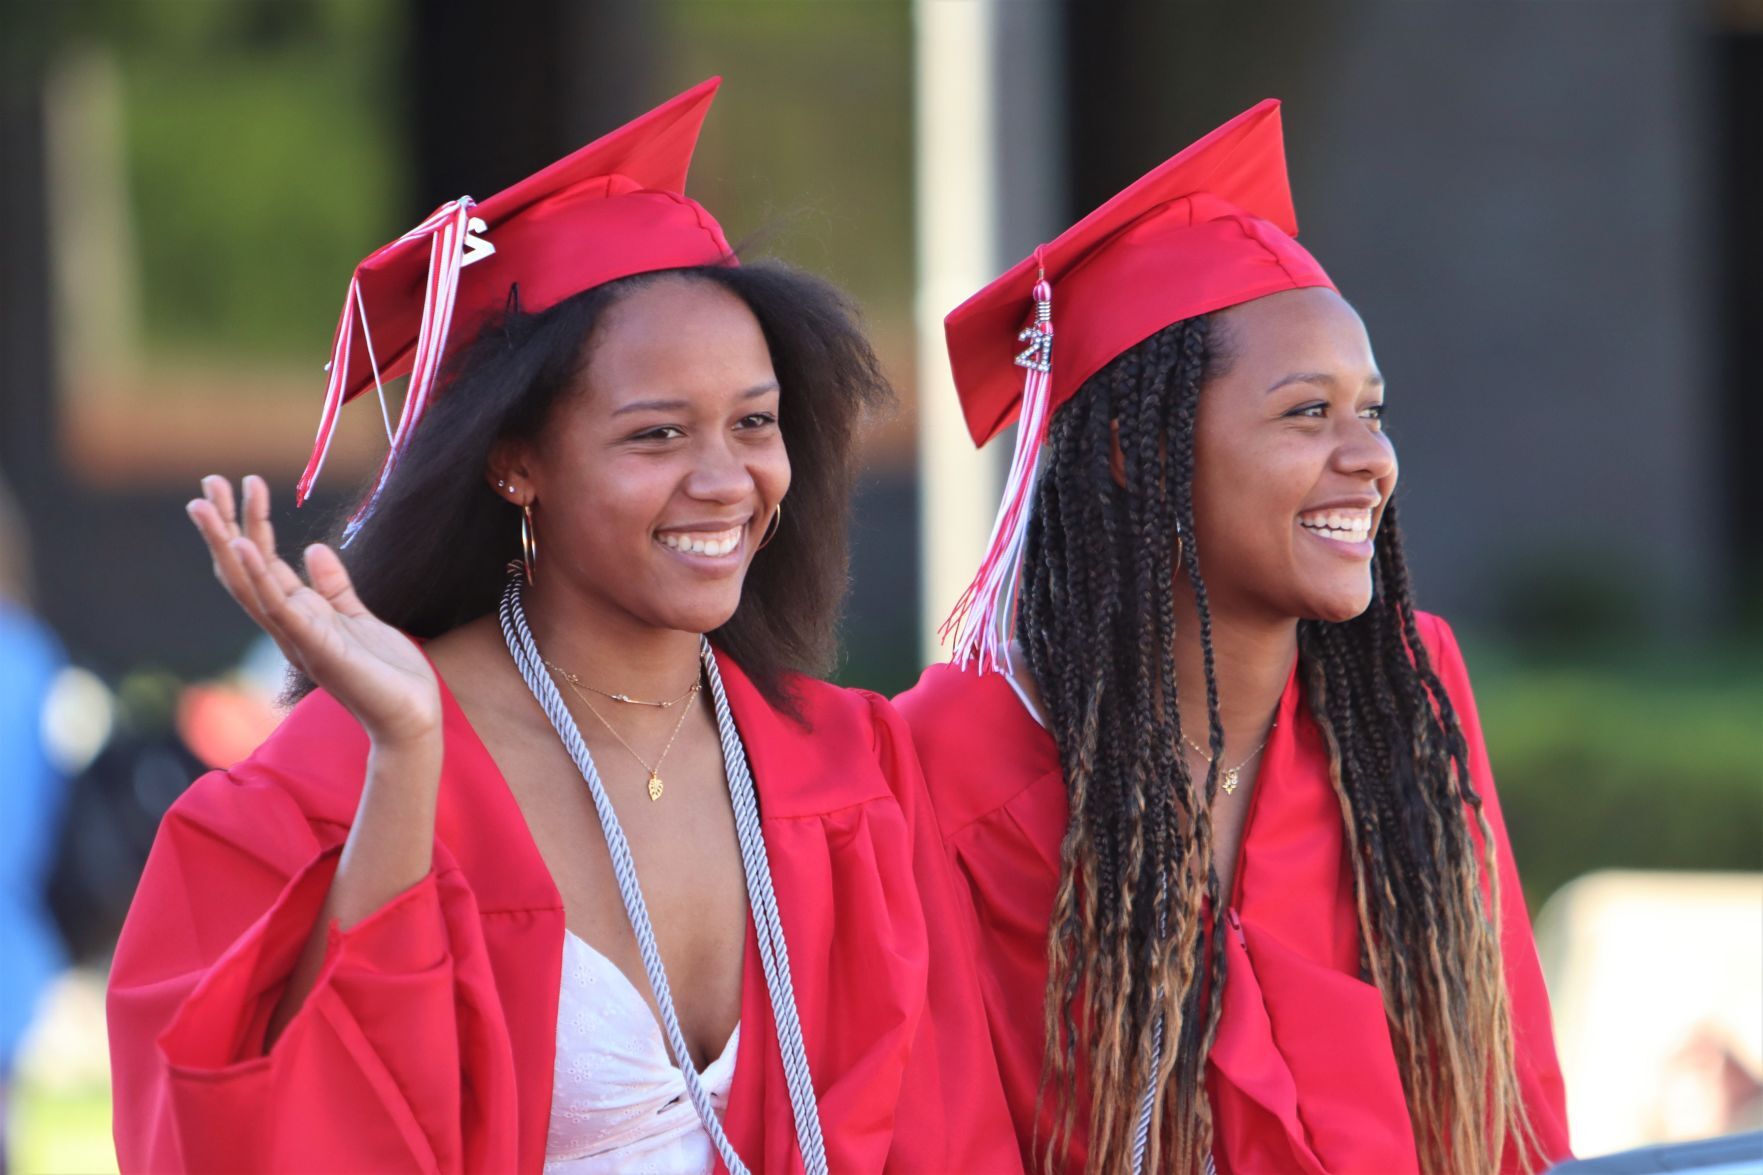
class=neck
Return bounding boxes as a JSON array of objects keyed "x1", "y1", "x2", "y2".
[
  {"x1": 522, "y1": 575, "x2": 705, "y2": 700},
  {"x1": 1171, "y1": 593, "x2": 1296, "y2": 759}
]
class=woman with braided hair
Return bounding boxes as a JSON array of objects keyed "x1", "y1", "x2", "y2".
[{"x1": 896, "y1": 101, "x2": 1571, "y2": 1174}]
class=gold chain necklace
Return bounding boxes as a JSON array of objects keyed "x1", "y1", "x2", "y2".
[
  {"x1": 543, "y1": 658, "x2": 701, "y2": 709},
  {"x1": 1182, "y1": 722, "x2": 1276, "y2": 796},
  {"x1": 552, "y1": 671, "x2": 700, "y2": 801}
]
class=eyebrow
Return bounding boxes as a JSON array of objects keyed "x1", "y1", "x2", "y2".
[
  {"x1": 611, "y1": 380, "x2": 780, "y2": 416},
  {"x1": 1265, "y1": 370, "x2": 1386, "y2": 394}
]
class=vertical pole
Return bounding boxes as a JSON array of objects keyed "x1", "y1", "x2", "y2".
[{"x1": 912, "y1": 0, "x2": 1000, "y2": 664}]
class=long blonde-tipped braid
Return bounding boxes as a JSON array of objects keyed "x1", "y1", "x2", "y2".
[
  {"x1": 1023, "y1": 318, "x2": 1224, "y2": 1175},
  {"x1": 1022, "y1": 311, "x2": 1545, "y2": 1175},
  {"x1": 1297, "y1": 513, "x2": 1543, "y2": 1173}
]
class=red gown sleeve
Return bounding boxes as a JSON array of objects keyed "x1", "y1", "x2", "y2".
[
  {"x1": 865, "y1": 694, "x2": 1025, "y2": 1174},
  {"x1": 893, "y1": 664, "x2": 1067, "y2": 1171},
  {"x1": 1418, "y1": 614, "x2": 1573, "y2": 1171},
  {"x1": 106, "y1": 697, "x2": 520, "y2": 1174}
]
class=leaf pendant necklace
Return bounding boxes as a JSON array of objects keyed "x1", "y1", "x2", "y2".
[
  {"x1": 553, "y1": 672, "x2": 700, "y2": 802},
  {"x1": 1182, "y1": 722, "x2": 1276, "y2": 796}
]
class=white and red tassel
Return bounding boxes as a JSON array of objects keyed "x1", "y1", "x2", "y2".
[
  {"x1": 940, "y1": 270, "x2": 1055, "y2": 674},
  {"x1": 295, "y1": 197, "x2": 478, "y2": 541}
]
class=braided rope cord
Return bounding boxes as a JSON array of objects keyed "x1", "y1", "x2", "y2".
[
  {"x1": 1132, "y1": 1011, "x2": 1163, "y2": 1172},
  {"x1": 696, "y1": 643, "x2": 829, "y2": 1172},
  {"x1": 499, "y1": 571, "x2": 828, "y2": 1174},
  {"x1": 1131, "y1": 902, "x2": 1214, "y2": 1175}
]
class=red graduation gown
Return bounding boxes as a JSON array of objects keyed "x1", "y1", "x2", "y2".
[
  {"x1": 108, "y1": 650, "x2": 1022, "y2": 1174},
  {"x1": 895, "y1": 612, "x2": 1571, "y2": 1174}
]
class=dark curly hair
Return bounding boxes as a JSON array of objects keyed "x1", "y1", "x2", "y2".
[
  {"x1": 1020, "y1": 315, "x2": 1539, "y2": 1174},
  {"x1": 290, "y1": 260, "x2": 891, "y2": 714}
]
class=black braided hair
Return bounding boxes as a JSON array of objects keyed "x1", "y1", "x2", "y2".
[{"x1": 1021, "y1": 315, "x2": 1539, "y2": 1174}]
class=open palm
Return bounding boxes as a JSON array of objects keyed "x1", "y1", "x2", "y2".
[{"x1": 187, "y1": 475, "x2": 441, "y2": 745}]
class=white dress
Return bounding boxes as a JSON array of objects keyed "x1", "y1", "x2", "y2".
[{"x1": 544, "y1": 930, "x2": 740, "y2": 1173}]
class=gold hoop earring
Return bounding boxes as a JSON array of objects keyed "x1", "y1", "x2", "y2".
[
  {"x1": 758, "y1": 503, "x2": 783, "y2": 550},
  {"x1": 520, "y1": 503, "x2": 538, "y2": 585}
]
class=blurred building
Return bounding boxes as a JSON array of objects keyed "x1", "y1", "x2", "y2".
[
  {"x1": 1061, "y1": 2, "x2": 1759, "y2": 649},
  {"x1": 2, "y1": 1, "x2": 1757, "y2": 695}
]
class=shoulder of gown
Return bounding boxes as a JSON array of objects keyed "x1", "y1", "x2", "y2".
[
  {"x1": 712, "y1": 659, "x2": 910, "y2": 818},
  {"x1": 892, "y1": 659, "x2": 1063, "y2": 843},
  {"x1": 710, "y1": 656, "x2": 1026, "y2": 1173},
  {"x1": 188, "y1": 684, "x2": 370, "y2": 819}
]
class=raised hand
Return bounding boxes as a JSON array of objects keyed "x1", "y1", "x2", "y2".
[{"x1": 186, "y1": 475, "x2": 441, "y2": 746}]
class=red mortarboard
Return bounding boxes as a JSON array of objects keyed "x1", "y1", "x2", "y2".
[
  {"x1": 941, "y1": 99, "x2": 1335, "y2": 670},
  {"x1": 299, "y1": 76, "x2": 734, "y2": 527}
]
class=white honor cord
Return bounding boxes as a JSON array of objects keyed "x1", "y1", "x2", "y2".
[
  {"x1": 698, "y1": 639, "x2": 828, "y2": 1173},
  {"x1": 1133, "y1": 1049, "x2": 1217, "y2": 1175},
  {"x1": 1132, "y1": 1012, "x2": 1163, "y2": 1174},
  {"x1": 1132, "y1": 896, "x2": 1216, "y2": 1175},
  {"x1": 498, "y1": 572, "x2": 828, "y2": 1175}
]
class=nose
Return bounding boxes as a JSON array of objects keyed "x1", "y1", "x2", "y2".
[
  {"x1": 683, "y1": 432, "x2": 757, "y2": 505},
  {"x1": 1330, "y1": 419, "x2": 1397, "y2": 484}
]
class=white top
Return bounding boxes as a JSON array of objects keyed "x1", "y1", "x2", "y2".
[{"x1": 544, "y1": 930, "x2": 740, "y2": 1173}]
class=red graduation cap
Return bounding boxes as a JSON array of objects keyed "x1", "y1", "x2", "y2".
[
  {"x1": 941, "y1": 99, "x2": 1336, "y2": 670},
  {"x1": 298, "y1": 76, "x2": 735, "y2": 528}
]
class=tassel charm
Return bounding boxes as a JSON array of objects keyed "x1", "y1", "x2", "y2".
[
  {"x1": 1015, "y1": 289, "x2": 1053, "y2": 373},
  {"x1": 940, "y1": 260, "x2": 1056, "y2": 675}
]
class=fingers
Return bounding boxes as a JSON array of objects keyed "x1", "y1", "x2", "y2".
[
  {"x1": 203, "y1": 476, "x2": 241, "y2": 541},
  {"x1": 186, "y1": 475, "x2": 302, "y2": 627},
  {"x1": 240, "y1": 475, "x2": 277, "y2": 559},
  {"x1": 187, "y1": 495, "x2": 269, "y2": 627},
  {"x1": 303, "y1": 543, "x2": 369, "y2": 618},
  {"x1": 239, "y1": 475, "x2": 304, "y2": 595},
  {"x1": 230, "y1": 536, "x2": 306, "y2": 655}
]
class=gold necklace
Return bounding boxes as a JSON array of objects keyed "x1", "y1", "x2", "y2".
[
  {"x1": 543, "y1": 658, "x2": 701, "y2": 708},
  {"x1": 553, "y1": 672, "x2": 700, "y2": 801},
  {"x1": 1182, "y1": 722, "x2": 1276, "y2": 796}
]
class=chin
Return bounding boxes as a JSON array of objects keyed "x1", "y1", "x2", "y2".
[
  {"x1": 1298, "y1": 576, "x2": 1377, "y2": 625},
  {"x1": 645, "y1": 594, "x2": 743, "y2": 636}
]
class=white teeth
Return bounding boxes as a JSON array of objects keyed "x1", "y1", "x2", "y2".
[
  {"x1": 658, "y1": 526, "x2": 743, "y2": 557},
  {"x1": 1299, "y1": 510, "x2": 1372, "y2": 544}
]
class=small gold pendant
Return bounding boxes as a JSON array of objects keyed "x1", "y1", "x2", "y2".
[
  {"x1": 1221, "y1": 767, "x2": 1241, "y2": 795},
  {"x1": 647, "y1": 771, "x2": 664, "y2": 802}
]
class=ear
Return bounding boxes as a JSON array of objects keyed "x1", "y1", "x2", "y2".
[
  {"x1": 1108, "y1": 418, "x2": 1127, "y2": 489},
  {"x1": 486, "y1": 438, "x2": 535, "y2": 505}
]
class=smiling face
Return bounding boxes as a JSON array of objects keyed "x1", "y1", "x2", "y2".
[
  {"x1": 1188, "y1": 286, "x2": 1397, "y2": 625},
  {"x1": 495, "y1": 275, "x2": 789, "y2": 636}
]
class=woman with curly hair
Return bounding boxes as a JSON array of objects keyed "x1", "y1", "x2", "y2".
[{"x1": 108, "y1": 79, "x2": 1016, "y2": 1175}]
